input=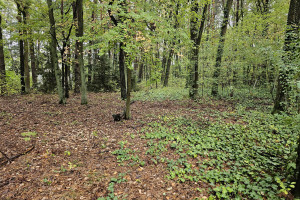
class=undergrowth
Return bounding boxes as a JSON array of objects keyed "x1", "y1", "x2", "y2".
[{"x1": 140, "y1": 111, "x2": 299, "y2": 199}]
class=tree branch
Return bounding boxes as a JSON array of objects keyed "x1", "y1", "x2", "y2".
[{"x1": 108, "y1": 0, "x2": 118, "y2": 26}]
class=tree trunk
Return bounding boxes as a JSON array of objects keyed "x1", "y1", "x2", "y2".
[
  {"x1": 119, "y1": 42, "x2": 127, "y2": 100},
  {"x1": 47, "y1": 0, "x2": 65, "y2": 104},
  {"x1": 65, "y1": 44, "x2": 70, "y2": 98},
  {"x1": 0, "y1": 12, "x2": 6, "y2": 94},
  {"x1": 236, "y1": 0, "x2": 239, "y2": 25},
  {"x1": 75, "y1": 0, "x2": 87, "y2": 104},
  {"x1": 28, "y1": 12, "x2": 37, "y2": 89},
  {"x1": 295, "y1": 135, "x2": 300, "y2": 197},
  {"x1": 88, "y1": 42, "x2": 92, "y2": 84},
  {"x1": 125, "y1": 67, "x2": 131, "y2": 120},
  {"x1": 272, "y1": 0, "x2": 300, "y2": 114},
  {"x1": 29, "y1": 39, "x2": 37, "y2": 88},
  {"x1": 72, "y1": 2, "x2": 81, "y2": 94},
  {"x1": 161, "y1": 41, "x2": 167, "y2": 83},
  {"x1": 138, "y1": 62, "x2": 143, "y2": 83},
  {"x1": 22, "y1": 8, "x2": 30, "y2": 93},
  {"x1": 190, "y1": 3, "x2": 208, "y2": 99},
  {"x1": 163, "y1": 48, "x2": 173, "y2": 87},
  {"x1": 61, "y1": 0, "x2": 65, "y2": 96},
  {"x1": 211, "y1": 0, "x2": 233, "y2": 96},
  {"x1": 16, "y1": 3, "x2": 25, "y2": 94}
]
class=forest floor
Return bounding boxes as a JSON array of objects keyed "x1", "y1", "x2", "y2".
[{"x1": 0, "y1": 92, "x2": 297, "y2": 200}]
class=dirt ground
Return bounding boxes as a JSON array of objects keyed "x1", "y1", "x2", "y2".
[{"x1": 0, "y1": 93, "x2": 233, "y2": 200}]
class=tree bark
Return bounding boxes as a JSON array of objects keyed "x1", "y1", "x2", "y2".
[
  {"x1": 295, "y1": 135, "x2": 300, "y2": 197},
  {"x1": 75, "y1": 0, "x2": 87, "y2": 104},
  {"x1": 108, "y1": 0, "x2": 127, "y2": 100},
  {"x1": 211, "y1": 0, "x2": 233, "y2": 96},
  {"x1": 190, "y1": 2, "x2": 208, "y2": 99},
  {"x1": 119, "y1": 42, "x2": 127, "y2": 100},
  {"x1": 72, "y1": 2, "x2": 81, "y2": 94},
  {"x1": 65, "y1": 44, "x2": 70, "y2": 98},
  {"x1": 272, "y1": 0, "x2": 300, "y2": 114},
  {"x1": 138, "y1": 62, "x2": 143, "y2": 83},
  {"x1": 28, "y1": 12, "x2": 37, "y2": 89},
  {"x1": 16, "y1": 3, "x2": 25, "y2": 94},
  {"x1": 124, "y1": 67, "x2": 131, "y2": 120},
  {"x1": 47, "y1": 0, "x2": 66, "y2": 104},
  {"x1": 88, "y1": 42, "x2": 92, "y2": 84},
  {"x1": 22, "y1": 8, "x2": 30, "y2": 93},
  {"x1": 163, "y1": 4, "x2": 180, "y2": 88},
  {"x1": 29, "y1": 39, "x2": 37, "y2": 88},
  {"x1": 0, "y1": 12, "x2": 6, "y2": 94},
  {"x1": 163, "y1": 48, "x2": 173, "y2": 87}
]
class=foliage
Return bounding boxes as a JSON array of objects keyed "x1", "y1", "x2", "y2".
[
  {"x1": 1, "y1": 71, "x2": 21, "y2": 95},
  {"x1": 21, "y1": 131, "x2": 37, "y2": 141},
  {"x1": 133, "y1": 83, "x2": 188, "y2": 101},
  {"x1": 141, "y1": 110, "x2": 299, "y2": 199},
  {"x1": 97, "y1": 173, "x2": 127, "y2": 200},
  {"x1": 112, "y1": 141, "x2": 145, "y2": 167}
]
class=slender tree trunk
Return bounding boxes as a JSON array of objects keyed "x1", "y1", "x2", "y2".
[
  {"x1": 75, "y1": 0, "x2": 87, "y2": 104},
  {"x1": 88, "y1": 42, "x2": 92, "y2": 84},
  {"x1": 163, "y1": 48, "x2": 173, "y2": 87},
  {"x1": 65, "y1": 43, "x2": 70, "y2": 98},
  {"x1": 61, "y1": 44, "x2": 65, "y2": 95},
  {"x1": 138, "y1": 62, "x2": 143, "y2": 83},
  {"x1": 29, "y1": 39, "x2": 37, "y2": 88},
  {"x1": 22, "y1": 8, "x2": 30, "y2": 93},
  {"x1": 236, "y1": 0, "x2": 240, "y2": 25},
  {"x1": 60, "y1": 0, "x2": 65, "y2": 95},
  {"x1": 36, "y1": 39, "x2": 40, "y2": 73},
  {"x1": 0, "y1": 12, "x2": 6, "y2": 94},
  {"x1": 119, "y1": 42, "x2": 127, "y2": 100},
  {"x1": 273, "y1": 0, "x2": 300, "y2": 114},
  {"x1": 16, "y1": 4, "x2": 25, "y2": 94},
  {"x1": 161, "y1": 41, "x2": 167, "y2": 83},
  {"x1": 72, "y1": 2, "x2": 81, "y2": 94},
  {"x1": 190, "y1": 3, "x2": 208, "y2": 99},
  {"x1": 125, "y1": 67, "x2": 131, "y2": 120},
  {"x1": 47, "y1": 0, "x2": 65, "y2": 104},
  {"x1": 27, "y1": 12, "x2": 37, "y2": 89},
  {"x1": 211, "y1": 0, "x2": 233, "y2": 96},
  {"x1": 295, "y1": 135, "x2": 300, "y2": 197}
]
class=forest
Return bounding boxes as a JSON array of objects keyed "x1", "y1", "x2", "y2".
[{"x1": 0, "y1": 0, "x2": 299, "y2": 199}]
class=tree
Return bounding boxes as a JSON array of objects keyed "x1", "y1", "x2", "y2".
[
  {"x1": 271, "y1": 0, "x2": 300, "y2": 196},
  {"x1": 21, "y1": 5, "x2": 30, "y2": 93},
  {"x1": 29, "y1": 22, "x2": 37, "y2": 88},
  {"x1": 60, "y1": 0, "x2": 73, "y2": 99},
  {"x1": 295, "y1": 133, "x2": 300, "y2": 197},
  {"x1": 189, "y1": 1, "x2": 208, "y2": 99},
  {"x1": 124, "y1": 66, "x2": 131, "y2": 119},
  {"x1": 108, "y1": 0, "x2": 127, "y2": 100},
  {"x1": 211, "y1": 0, "x2": 233, "y2": 96},
  {"x1": 72, "y1": 1, "x2": 81, "y2": 94},
  {"x1": 75, "y1": 0, "x2": 87, "y2": 104},
  {"x1": 15, "y1": 1, "x2": 25, "y2": 93},
  {"x1": 47, "y1": 0, "x2": 66, "y2": 104},
  {"x1": 272, "y1": 0, "x2": 300, "y2": 114},
  {"x1": 0, "y1": 11, "x2": 6, "y2": 94}
]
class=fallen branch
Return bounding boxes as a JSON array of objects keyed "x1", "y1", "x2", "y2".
[{"x1": 0, "y1": 146, "x2": 35, "y2": 167}]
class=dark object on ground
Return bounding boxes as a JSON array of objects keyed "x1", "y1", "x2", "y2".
[
  {"x1": 112, "y1": 113, "x2": 122, "y2": 121},
  {"x1": 112, "y1": 101, "x2": 136, "y2": 121}
]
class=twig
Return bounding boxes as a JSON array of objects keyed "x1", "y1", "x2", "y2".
[{"x1": 0, "y1": 146, "x2": 35, "y2": 167}]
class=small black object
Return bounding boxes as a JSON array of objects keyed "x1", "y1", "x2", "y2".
[{"x1": 112, "y1": 114, "x2": 122, "y2": 121}]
